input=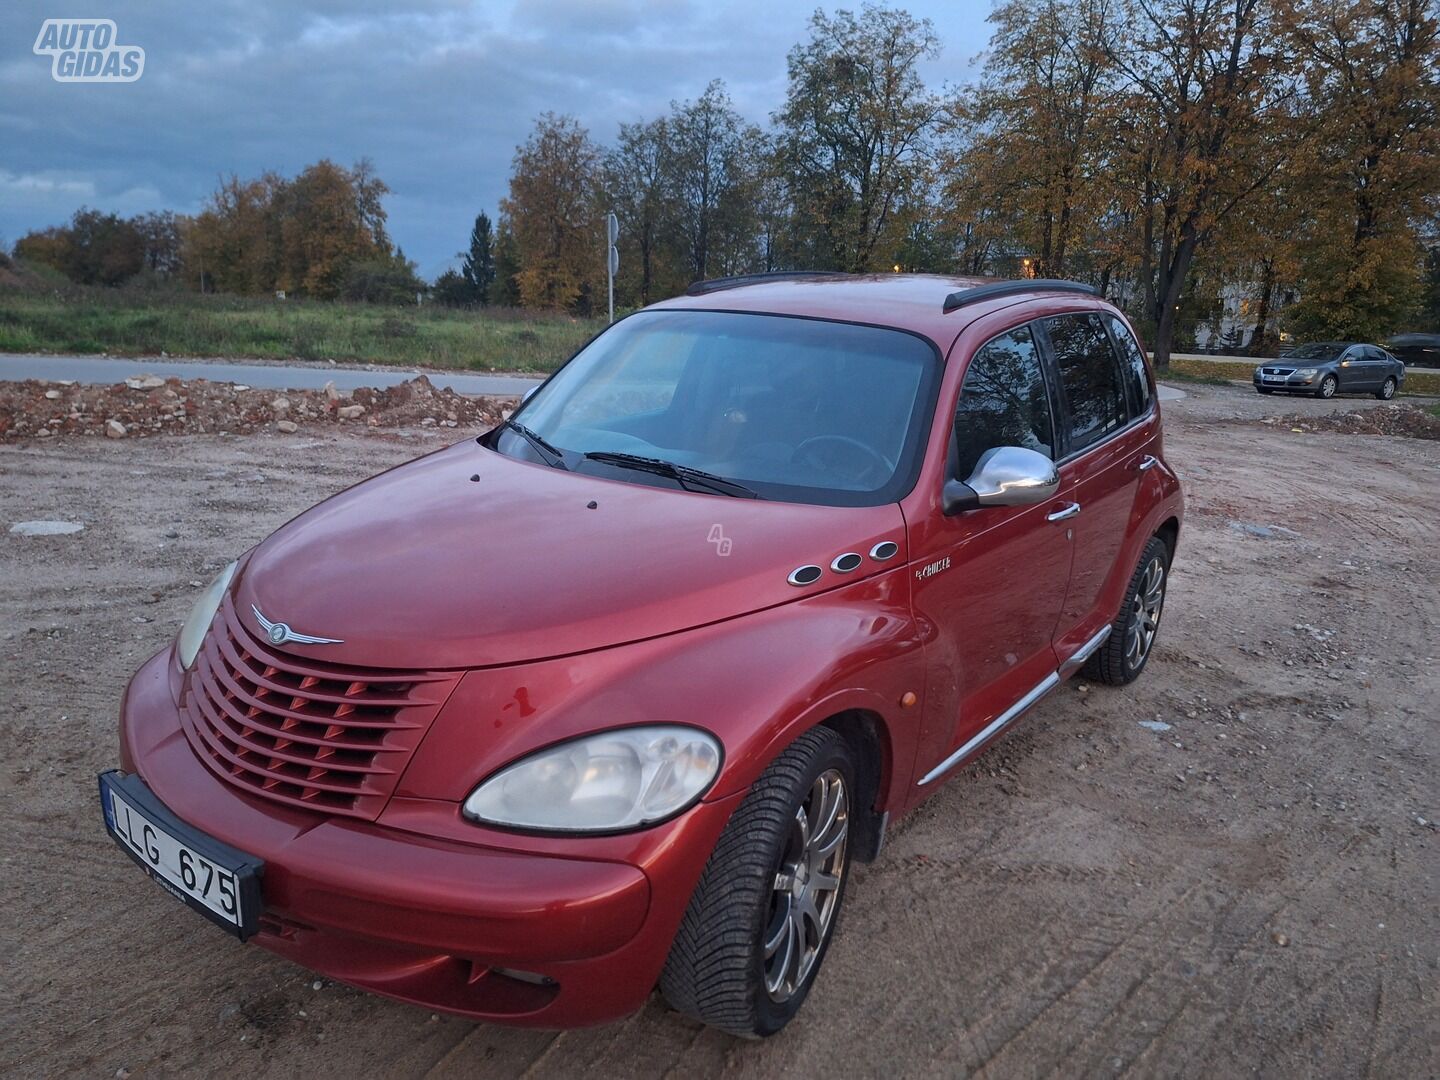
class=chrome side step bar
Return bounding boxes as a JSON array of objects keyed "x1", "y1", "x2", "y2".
[
  {"x1": 916, "y1": 626, "x2": 1111, "y2": 788},
  {"x1": 1063, "y1": 624, "x2": 1112, "y2": 673},
  {"x1": 917, "y1": 672, "x2": 1060, "y2": 786}
]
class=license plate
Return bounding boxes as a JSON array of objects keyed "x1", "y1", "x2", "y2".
[
  {"x1": 99, "y1": 771, "x2": 263, "y2": 939},
  {"x1": 1262, "y1": 374, "x2": 1286, "y2": 382}
]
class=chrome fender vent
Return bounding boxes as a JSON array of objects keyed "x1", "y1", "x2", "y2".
[{"x1": 787, "y1": 565, "x2": 824, "y2": 587}]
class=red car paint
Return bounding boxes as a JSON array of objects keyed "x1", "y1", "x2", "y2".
[{"x1": 112, "y1": 275, "x2": 1183, "y2": 1027}]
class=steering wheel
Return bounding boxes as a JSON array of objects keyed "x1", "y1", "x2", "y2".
[{"x1": 792, "y1": 435, "x2": 894, "y2": 485}]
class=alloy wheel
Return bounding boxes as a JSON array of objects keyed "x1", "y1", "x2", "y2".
[
  {"x1": 1381, "y1": 379, "x2": 1396, "y2": 400},
  {"x1": 763, "y1": 769, "x2": 848, "y2": 1002},
  {"x1": 1124, "y1": 556, "x2": 1166, "y2": 668},
  {"x1": 1320, "y1": 376, "x2": 1337, "y2": 398}
]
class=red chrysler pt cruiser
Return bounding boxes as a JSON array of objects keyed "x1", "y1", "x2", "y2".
[{"x1": 102, "y1": 273, "x2": 1183, "y2": 1037}]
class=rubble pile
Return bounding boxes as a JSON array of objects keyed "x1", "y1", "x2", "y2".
[
  {"x1": 1265, "y1": 403, "x2": 1440, "y2": 441},
  {"x1": 0, "y1": 374, "x2": 514, "y2": 441}
]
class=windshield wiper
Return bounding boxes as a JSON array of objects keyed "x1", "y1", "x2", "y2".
[
  {"x1": 583, "y1": 451, "x2": 760, "y2": 499},
  {"x1": 500, "y1": 419, "x2": 568, "y2": 469}
]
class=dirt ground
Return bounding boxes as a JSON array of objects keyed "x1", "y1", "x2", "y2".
[{"x1": 2, "y1": 382, "x2": 1436, "y2": 1078}]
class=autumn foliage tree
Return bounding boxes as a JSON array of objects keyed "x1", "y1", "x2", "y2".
[
  {"x1": 1280, "y1": 0, "x2": 1440, "y2": 339},
  {"x1": 13, "y1": 207, "x2": 181, "y2": 286},
  {"x1": 500, "y1": 114, "x2": 604, "y2": 311},
  {"x1": 947, "y1": 0, "x2": 1117, "y2": 279},
  {"x1": 185, "y1": 159, "x2": 397, "y2": 299}
]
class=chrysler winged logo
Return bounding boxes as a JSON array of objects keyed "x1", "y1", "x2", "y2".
[{"x1": 252, "y1": 605, "x2": 343, "y2": 647}]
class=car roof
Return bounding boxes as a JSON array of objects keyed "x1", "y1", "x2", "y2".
[{"x1": 645, "y1": 273, "x2": 1113, "y2": 351}]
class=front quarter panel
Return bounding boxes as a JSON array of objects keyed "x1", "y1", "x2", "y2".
[{"x1": 397, "y1": 565, "x2": 927, "y2": 818}]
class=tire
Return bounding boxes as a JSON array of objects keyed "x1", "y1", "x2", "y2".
[
  {"x1": 1083, "y1": 535, "x2": 1170, "y2": 687},
  {"x1": 1317, "y1": 374, "x2": 1338, "y2": 398},
  {"x1": 1376, "y1": 377, "x2": 1396, "y2": 400},
  {"x1": 660, "y1": 727, "x2": 856, "y2": 1037}
]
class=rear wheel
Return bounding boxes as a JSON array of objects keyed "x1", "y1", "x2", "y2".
[
  {"x1": 660, "y1": 727, "x2": 854, "y2": 1037},
  {"x1": 1317, "y1": 374, "x2": 1338, "y2": 398},
  {"x1": 1084, "y1": 535, "x2": 1170, "y2": 686},
  {"x1": 1376, "y1": 377, "x2": 1396, "y2": 400}
]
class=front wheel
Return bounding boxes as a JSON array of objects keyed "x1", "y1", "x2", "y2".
[
  {"x1": 660, "y1": 727, "x2": 855, "y2": 1037},
  {"x1": 1084, "y1": 535, "x2": 1170, "y2": 686},
  {"x1": 1317, "y1": 374, "x2": 1338, "y2": 398},
  {"x1": 1376, "y1": 377, "x2": 1396, "y2": 400}
]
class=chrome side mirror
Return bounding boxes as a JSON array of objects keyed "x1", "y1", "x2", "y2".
[
  {"x1": 521, "y1": 386, "x2": 538, "y2": 403},
  {"x1": 942, "y1": 446, "x2": 1059, "y2": 515}
]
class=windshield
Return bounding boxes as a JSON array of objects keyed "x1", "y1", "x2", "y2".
[
  {"x1": 1284, "y1": 342, "x2": 1346, "y2": 361},
  {"x1": 498, "y1": 309, "x2": 939, "y2": 506}
]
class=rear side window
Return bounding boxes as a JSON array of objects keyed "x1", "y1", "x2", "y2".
[
  {"x1": 1105, "y1": 314, "x2": 1152, "y2": 416},
  {"x1": 952, "y1": 325, "x2": 1055, "y2": 480},
  {"x1": 1044, "y1": 313, "x2": 1127, "y2": 452}
]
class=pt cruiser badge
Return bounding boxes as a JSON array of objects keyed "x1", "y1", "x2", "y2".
[
  {"x1": 915, "y1": 556, "x2": 951, "y2": 580},
  {"x1": 251, "y1": 605, "x2": 343, "y2": 647}
]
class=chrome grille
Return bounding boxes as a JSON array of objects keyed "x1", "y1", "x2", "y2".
[{"x1": 180, "y1": 595, "x2": 457, "y2": 820}]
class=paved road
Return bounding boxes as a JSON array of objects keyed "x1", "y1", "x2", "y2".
[{"x1": 0, "y1": 353, "x2": 542, "y2": 396}]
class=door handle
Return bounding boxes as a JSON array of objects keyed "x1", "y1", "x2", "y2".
[
  {"x1": 1047, "y1": 502, "x2": 1081, "y2": 522},
  {"x1": 1137, "y1": 455, "x2": 1158, "y2": 472}
]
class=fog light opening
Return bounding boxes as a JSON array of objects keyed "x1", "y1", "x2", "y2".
[{"x1": 493, "y1": 966, "x2": 557, "y2": 987}]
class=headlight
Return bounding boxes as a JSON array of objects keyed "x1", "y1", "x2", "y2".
[
  {"x1": 176, "y1": 562, "x2": 236, "y2": 669},
  {"x1": 462, "y1": 725, "x2": 722, "y2": 833},
  {"x1": 1294, "y1": 367, "x2": 1318, "y2": 377}
]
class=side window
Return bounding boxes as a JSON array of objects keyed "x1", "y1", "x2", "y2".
[
  {"x1": 952, "y1": 325, "x2": 1055, "y2": 480},
  {"x1": 1044, "y1": 313, "x2": 1128, "y2": 452},
  {"x1": 1105, "y1": 313, "x2": 1152, "y2": 417}
]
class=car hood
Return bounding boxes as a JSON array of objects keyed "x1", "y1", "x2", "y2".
[{"x1": 234, "y1": 439, "x2": 908, "y2": 670}]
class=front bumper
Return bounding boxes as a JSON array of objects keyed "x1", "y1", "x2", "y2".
[
  {"x1": 116, "y1": 649, "x2": 740, "y2": 1027},
  {"x1": 1253, "y1": 373, "x2": 1315, "y2": 390}
]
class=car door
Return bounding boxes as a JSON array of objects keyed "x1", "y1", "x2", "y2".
[
  {"x1": 908, "y1": 323, "x2": 1073, "y2": 786},
  {"x1": 1039, "y1": 311, "x2": 1151, "y2": 659},
  {"x1": 1362, "y1": 346, "x2": 1393, "y2": 390},
  {"x1": 1337, "y1": 346, "x2": 1369, "y2": 391}
]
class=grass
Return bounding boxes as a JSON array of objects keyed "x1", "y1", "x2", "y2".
[
  {"x1": 1163, "y1": 356, "x2": 1440, "y2": 397},
  {"x1": 0, "y1": 287, "x2": 602, "y2": 374}
]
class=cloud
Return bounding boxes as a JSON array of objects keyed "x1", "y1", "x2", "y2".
[{"x1": 0, "y1": 1, "x2": 990, "y2": 277}]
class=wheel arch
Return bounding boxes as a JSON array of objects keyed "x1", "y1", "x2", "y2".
[
  {"x1": 819, "y1": 709, "x2": 892, "y2": 863},
  {"x1": 1155, "y1": 515, "x2": 1181, "y2": 560}
]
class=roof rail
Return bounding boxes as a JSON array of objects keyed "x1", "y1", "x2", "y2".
[
  {"x1": 943, "y1": 278, "x2": 1099, "y2": 314},
  {"x1": 685, "y1": 270, "x2": 851, "y2": 296}
]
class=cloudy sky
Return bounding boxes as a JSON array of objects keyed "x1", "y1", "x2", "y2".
[{"x1": 2, "y1": 1, "x2": 994, "y2": 279}]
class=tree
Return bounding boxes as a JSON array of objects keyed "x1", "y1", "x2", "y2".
[
  {"x1": 14, "y1": 208, "x2": 146, "y2": 285},
  {"x1": 491, "y1": 219, "x2": 522, "y2": 307},
  {"x1": 500, "y1": 113, "x2": 604, "y2": 311},
  {"x1": 604, "y1": 117, "x2": 678, "y2": 305},
  {"x1": 132, "y1": 211, "x2": 186, "y2": 277},
  {"x1": 668, "y1": 80, "x2": 765, "y2": 280},
  {"x1": 462, "y1": 211, "x2": 496, "y2": 304},
  {"x1": 1103, "y1": 0, "x2": 1296, "y2": 367},
  {"x1": 1280, "y1": 0, "x2": 1439, "y2": 339},
  {"x1": 341, "y1": 249, "x2": 423, "y2": 304},
  {"x1": 274, "y1": 159, "x2": 393, "y2": 298},
  {"x1": 184, "y1": 160, "x2": 394, "y2": 298},
  {"x1": 947, "y1": 0, "x2": 1117, "y2": 279},
  {"x1": 775, "y1": 5, "x2": 943, "y2": 271},
  {"x1": 431, "y1": 268, "x2": 472, "y2": 306}
]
